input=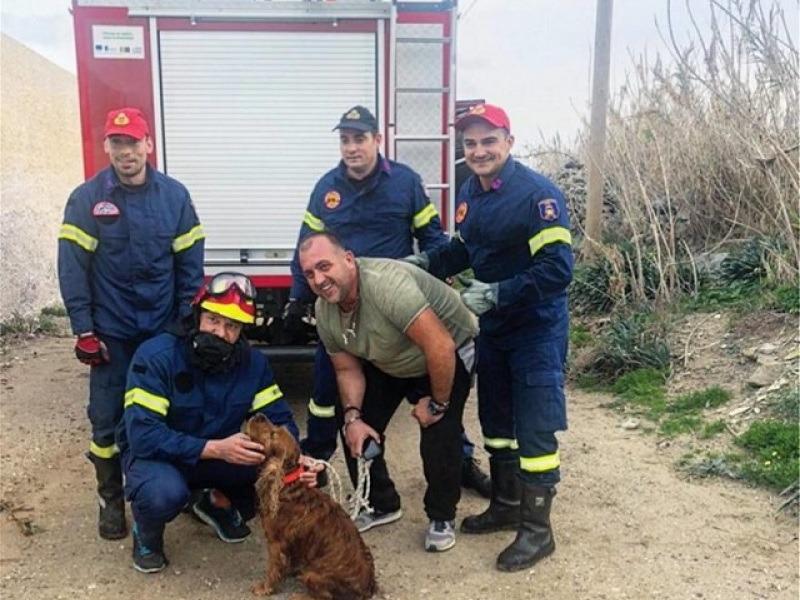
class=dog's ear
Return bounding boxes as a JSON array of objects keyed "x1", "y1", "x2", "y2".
[
  {"x1": 277, "y1": 427, "x2": 301, "y2": 470},
  {"x1": 256, "y1": 457, "x2": 285, "y2": 519}
]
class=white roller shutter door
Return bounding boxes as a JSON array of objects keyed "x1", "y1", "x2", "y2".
[{"x1": 159, "y1": 30, "x2": 377, "y2": 260}]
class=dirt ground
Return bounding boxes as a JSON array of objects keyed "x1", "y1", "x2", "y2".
[{"x1": 0, "y1": 334, "x2": 797, "y2": 600}]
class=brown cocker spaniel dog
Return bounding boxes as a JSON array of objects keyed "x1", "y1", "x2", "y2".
[{"x1": 245, "y1": 413, "x2": 377, "y2": 600}]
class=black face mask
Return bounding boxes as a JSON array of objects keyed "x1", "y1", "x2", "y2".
[{"x1": 190, "y1": 331, "x2": 240, "y2": 374}]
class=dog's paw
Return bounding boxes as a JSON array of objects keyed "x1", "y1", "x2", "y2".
[{"x1": 250, "y1": 581, "x2": 273, "y2": 596}]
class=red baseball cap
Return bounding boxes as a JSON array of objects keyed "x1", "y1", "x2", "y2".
[
  {"x1": 455, "y1": 103, "x2": 511, "y2": 131},
  {"x1": 104, "y1": 107, "x2": 150, "y2": 140}
]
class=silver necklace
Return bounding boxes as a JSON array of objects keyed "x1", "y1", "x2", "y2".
[{"x1": 340, "y1": 301, "x2": 358, "y2": 345}]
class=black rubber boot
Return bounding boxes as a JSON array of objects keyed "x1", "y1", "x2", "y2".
[
  {"x1": 460, "y1": 456, "x2": 521, "y2": 534},
  {"x1": 496, "y1": 484, "x2": 556, "y2": 572},
  {"x1": 90, "y1": 454, "x2": 128, "y2": 540},
  {"x1": 461, "y1": 456, "x2": 492, "y2": 499}
]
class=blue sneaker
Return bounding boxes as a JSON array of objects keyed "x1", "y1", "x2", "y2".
[{"x1": 191, "y1": 489, "x2": 250, "y2": 543}]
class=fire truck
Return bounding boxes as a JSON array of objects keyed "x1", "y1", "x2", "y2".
[{"x1": 72, "y1": 0, "x2": 459, "y2": 359}]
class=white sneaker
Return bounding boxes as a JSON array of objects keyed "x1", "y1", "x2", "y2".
[{"x1": 425, "y1": 519, "x2": 456, "y2": 552}]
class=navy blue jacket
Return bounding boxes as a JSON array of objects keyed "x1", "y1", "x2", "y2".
[
  {"x1": 58, "y1": 164, "x2": 205, "y2": 340},
  {"x1": 289, "y1": 155, "x2": 446, "y2": 302},
  {"x1": 118, "y1": 332, "x2": 299, "y2": 465},
  {"x1": 427, "y1": 158, "x2": 573, "y2": 338}
]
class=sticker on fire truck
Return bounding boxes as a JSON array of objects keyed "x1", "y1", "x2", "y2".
[{"x1": 92, "y1": 25, "x2": 145, "y2": 60}]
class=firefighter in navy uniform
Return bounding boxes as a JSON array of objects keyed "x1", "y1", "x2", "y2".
[
  {"x1": 284, "y1": 105, "x2": 490, "y2": 499},
  {"x1": 118, "y1": 273, "x2": 318, "y2": 573},
  {"x1": 405, "y1": 103, "x2": 573, "y2": 572},
  {"x1": 57, "y1": 107, "x2": 205, "y2": 541}
]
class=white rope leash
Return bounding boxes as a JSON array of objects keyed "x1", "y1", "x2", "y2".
[
  {"x1": 303, "y1": 453, "x2": 373, "y2": 520},
  {"x1": 349, "y1": 456, "x2": 372, "y2": 520}
]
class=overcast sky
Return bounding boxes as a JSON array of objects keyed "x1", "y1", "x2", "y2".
[{"x1": 1, "y1": 0, "x2": 796, "y2": 146}]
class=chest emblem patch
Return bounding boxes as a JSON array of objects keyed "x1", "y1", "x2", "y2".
[
  {"x1": 455, "y1": 201, "x2": 469, "y2": 224},
  {"x1": 538, "y1": 198, "x2": 559, "y2": 222},
  {"x1": 324, "y1": 190, "x2": 341, "y2": 210},
  {"x1": 92, "y1": 200, "x2": 120, "y2": 217}
]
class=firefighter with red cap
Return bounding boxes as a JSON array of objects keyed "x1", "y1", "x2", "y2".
[
  {"x1": 57, "y1": 107, "x2": 205, "y2": 541},
  {"x1": 405, "y1": 103, "x2": 573, "y2": 572},
  {"x1": 117, "y1": 273, "x2": 319, "y2": 573}
]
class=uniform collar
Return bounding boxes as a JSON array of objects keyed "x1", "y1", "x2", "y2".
[{"x1": 469, "y1": 156, "x2": 516, "y2": 195}]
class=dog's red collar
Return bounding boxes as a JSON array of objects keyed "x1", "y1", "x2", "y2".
[{"x1": 282, "y1": 465, "x2": 304, "y2": 485}]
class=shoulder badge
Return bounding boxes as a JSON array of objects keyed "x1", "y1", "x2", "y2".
[
  {"x1": 92, "y1": 200, "x2": 120, "y2": 217},
  {"x1": 537, "y1": 198, "x2": 559, "y2": 222},
  {"x1": 324, "y1": 190, "x2": 341, "y2": 210},
  {"x1": 455, "y1": 201, "x2": 469, "y2": 224}
]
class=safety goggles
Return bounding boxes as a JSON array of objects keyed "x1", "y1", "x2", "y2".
[{"x1": 205, "y1": 272, "x2": 256, "y2": 301}]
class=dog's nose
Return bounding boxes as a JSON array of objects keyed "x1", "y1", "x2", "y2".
[{"x1": 252, "y1": 413, "x2": 268, "y2": 423}]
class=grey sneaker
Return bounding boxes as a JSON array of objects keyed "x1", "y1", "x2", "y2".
[
  {"x1": 425, "y1": 519, "x2": 456, "y2": 552},
  {"x1": 353, "y1": 508, "x2": 403, "y2": 533}
]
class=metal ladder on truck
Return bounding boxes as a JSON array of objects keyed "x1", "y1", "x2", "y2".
[{"x1": 387, "y1": 3, "x2": 458, "y2": 234}]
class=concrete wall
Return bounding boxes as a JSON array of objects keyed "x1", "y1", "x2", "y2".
[{"x1": 1, "y1": 34, "x2": 83, "y2": 318}]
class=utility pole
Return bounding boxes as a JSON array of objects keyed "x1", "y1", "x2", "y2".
[{"x1": 585, "y1": 0, "x2": 614, "y2": 256}]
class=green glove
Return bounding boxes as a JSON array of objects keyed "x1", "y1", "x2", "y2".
[
  {"x1": 402, "y1": 252, "x2": 430, "y2": 271},
  {"x1": 457, "y1": 275, "x2": 499, "y2": 315}
]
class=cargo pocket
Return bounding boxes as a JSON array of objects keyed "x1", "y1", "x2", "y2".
[{"x1": 523, "y1": 371, "x2": 567, "y2": 432}]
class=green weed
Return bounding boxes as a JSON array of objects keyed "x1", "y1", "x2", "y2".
[
  {"x1": 40, "y1": 304, "x2": 67, "y2": 317},
  {"x1": 569, "y1": 324, "x2": 592, "y2": 349},
  {"x1": 735, "y1": 420, "x2": 800, "y2": 490},
  {"x1": 611, "y1": 368, "x2": 667, "y2": 418},
  {"x1": 679, "y1": 452, "x2": 742, "y2": 480},
  {"x1": 660, "y1": 415, "x2": 702, "y2": 437},
  {"x1": 698, "y1": 420, "x2": 727, "y2": 439},
  {"x1": 592, "y1": 314, "x2": 672, "y2": 379},
  {"x1": 771, "y1": 283, "x2": 800, "y2": 314},
  {"x1": 667, "y1": 386, "x2": 732, "y2": 414},
  {"x1": 574, "y1": 372, "x2": 611, "y2": 392},
  {"x1": 768, "y1": 386, "x2": 800, "y2": 421}
]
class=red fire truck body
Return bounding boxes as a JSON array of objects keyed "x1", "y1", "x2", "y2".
[{"x1": 72, "y1": 0, "x2": 458, "y2": 357}]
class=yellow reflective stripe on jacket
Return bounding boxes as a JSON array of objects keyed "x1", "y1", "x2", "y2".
[
  {"x1": 251, "y1": 384, "x2": 284, "y2": 412},
  {"x1": 172, "y1": 224, "x2": 205, "y2": 253},
  {"x1": 58, "y1": 224, "x2": 98, "y2": 252},
  {"x1": 520, "y1": 451, "x2": 560, "y2": 473},
  {"x1": 484, "y1": 437, "x2": 519, "y2": 451},
  {"x1": 303, "y1": 211, "x2": 325, "y2": 232},
  {"x1": 528, "y1": 226, "x2": 572, "y2": 256},
  {"x1": 308, "y1": 398, "x2": 335, "y2": 418},
  {"x1": 89, "y1": 441, "x2": 119, "y2": 458},
  {"x1": 124, "y1": 387, "x2": 170, "y2": 417},
  {"x1": 412, "y1": 203, "x2": 438, "y2": 230}
]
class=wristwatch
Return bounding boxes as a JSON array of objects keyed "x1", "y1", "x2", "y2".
[{"x1": 428, "y1": 399, "x2": 450, "y2": 416}]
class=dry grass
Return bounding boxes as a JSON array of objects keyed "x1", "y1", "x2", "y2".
[
  {"x1": 598, "y1": 0, "x2": 798, "y2": 301},
  {"x1": 527, "y1": 1, "x2": 798, "y2": 310}
]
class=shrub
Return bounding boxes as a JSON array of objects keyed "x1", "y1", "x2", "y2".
[{"x1": 592, "y1": 314, "x2": 672, "y2": 379}]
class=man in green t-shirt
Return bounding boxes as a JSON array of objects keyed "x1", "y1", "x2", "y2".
[{"x1": 298, "y1": 232, "x2": 478, "y2": 553}]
